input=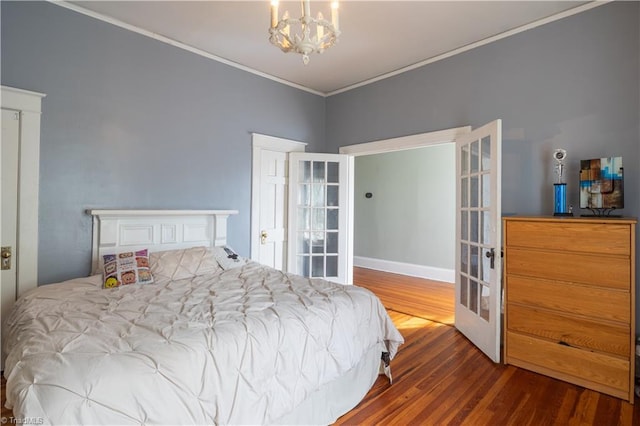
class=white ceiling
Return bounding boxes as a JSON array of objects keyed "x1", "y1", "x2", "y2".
[{"x1": 65, "y1": 1, "x2": 595, "y2": 95}]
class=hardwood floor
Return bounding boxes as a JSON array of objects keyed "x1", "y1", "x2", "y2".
[
  {"x1": 2, "y1": 267, "x2": 639, "y2": 424},
  {"x1": 337, "y1": 267, "x2": 640, "y2": 425},
  {"x1": 354, "y1": 266, "x2": 455, "y2": 326}
]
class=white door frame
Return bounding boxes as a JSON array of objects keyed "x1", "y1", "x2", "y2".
[
  {"x1": 1, "y1": 85, "x2": 45, "y2": 297},
  {"x1": 339, "y1": 127, "x2": 471, "y2": 157},
  {"x1": 251, "y1": 127, "x2": 471, "y2": 277},
  {"x1": 339, "y1": 126, "x2": 472, "y2": 278},
  {"x1": 250, "y1": 133, "x2": 306, "y2": 264}
]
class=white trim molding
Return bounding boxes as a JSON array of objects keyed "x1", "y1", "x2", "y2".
[
  {"x1": 339, "y1": 126, "x2": 471, "y2": 156},
  {"x1": 1, "y1": 85, "x2": 46, "y2": 296},
  {"x1": 354, "y1": 256, "x2": 454, "y2": 284},
  {"x1": 327, "y1": 1, "x2": 610, "y2": 96},
  {"x1": 50, "y1": 1, "x2": 607, "y2": 97},
  {"x1": 251, "y1": 133, "x2": 307, "y2": 152},
  {"x1": 51, "y1": 1, "x2": 326, "y2": 96}
]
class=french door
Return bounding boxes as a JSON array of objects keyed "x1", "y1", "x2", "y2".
[
  {"x1": 455, "y1": 119, "x2": 502, "y2": 362},
  {"x1": 287, "y1": 153, "x2": 353, "y2": 285}
]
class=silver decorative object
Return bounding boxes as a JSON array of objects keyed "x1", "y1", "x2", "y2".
[{"x1": 553, "y1": 148, "x2": 567, "y2": 184}]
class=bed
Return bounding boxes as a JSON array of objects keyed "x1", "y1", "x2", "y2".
[{"x1": 3, "y1": 210, "x2": 403, "y2": 425}]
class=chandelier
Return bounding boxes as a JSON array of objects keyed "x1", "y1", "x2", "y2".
[{"x1": 269, "y1": 0, "x2": 340, "y2": 65}]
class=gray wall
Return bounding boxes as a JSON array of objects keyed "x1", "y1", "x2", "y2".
[
  {"x1": 2, "y1": 1, "x2": 639, "y2": 330},
  {"x1": 327, "y1": 2, "x2": 640, "y2": 326},
  {"x1": 354, "y1": 145, "x2": 455, "y2": 270},
  {"x1": 1, "y1": 1, "x2": 326, "y2": 284}
]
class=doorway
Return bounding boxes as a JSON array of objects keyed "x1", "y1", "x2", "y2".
[
  {"x1": 340, "y1": 126, "x2": 471, "y2": 282},
  {"x1": 0, "y1": 85, "x2": 45, "y2": 370},
  {"x1": 250, "y1": 133, "x2": 306, "y2": 271},
  {"x1": 250, "y1": 134, "x2": 354, "y2": 285},
  {"x1": 340, "y1": 127, "x2": 470, "y2": 324},
  {"x1": 251, "y1": 127, "x2": 472, "y2": 284},
  {"x1": 352, "y1": 144, "x2": 456, "y2": 283}
]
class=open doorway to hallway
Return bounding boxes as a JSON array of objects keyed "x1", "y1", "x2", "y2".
[
  {"x1": 340, "y1": 126, "x2": 470, "y2": 324},
  {"x1": 350, "y1": 143, "x2": 456, "y2": 323},
  {"x1": 353, "y1": 145, "x2": 455, "y2": 279}
]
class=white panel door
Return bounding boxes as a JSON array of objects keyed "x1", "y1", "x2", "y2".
[
  {"x1": 455, "y1": 119, "x2": 502, "y2": 363},
  {"x1": 1, "y1": 108, "x2": 20, "y2": 369},
  {"x1": 257, "y1": 149, "x2": 288, "y2": 270},
  {"x1": 288, "y1": 153, "x2": 353, "y2": 285},
  {"x1": 250, "y1": 134, "x2": 306, "y2": 271}
]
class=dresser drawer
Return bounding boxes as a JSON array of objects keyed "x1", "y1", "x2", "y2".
[
  {"x1": 506, "y1": 332, "x2": 630, "y2": 399},
  {"x1": 506, "y1": 275, "x2": 630, "y2": 323},
  {"x1": 505, "y1": 221, "x2": 631, "y2": 255},
  {"x1": 506, "y1": 248, "x2": 630, "y2": 290},
  {"x1": 507, "y1": 304, "x2": 630, "y2": 357}
]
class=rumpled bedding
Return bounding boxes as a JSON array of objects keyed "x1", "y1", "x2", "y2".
[{"x1": 3, "y1": 261, "x2": 403, "y2": 425}]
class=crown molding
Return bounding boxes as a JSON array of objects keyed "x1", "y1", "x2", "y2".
[
  {"x1": 49, "y1": 1, "x2": 608, "y2": 98},
  {"x1": 327, "y1": 1, "x2": 610, "y2": 96},
  {"x1": 49, "y1": 0, "x2": 325, "y2": 96}
]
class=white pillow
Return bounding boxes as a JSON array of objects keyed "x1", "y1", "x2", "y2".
[
  {"x1": 212, "y1": 246, "x2": 248, "y2": 270},
  {"x1": 150, "y1": 246, "x2": 223, "y2": 281}
]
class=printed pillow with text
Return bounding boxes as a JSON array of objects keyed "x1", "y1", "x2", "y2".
[{"x1": 103, "y1": 249, "x2": 154, "y2": 288}]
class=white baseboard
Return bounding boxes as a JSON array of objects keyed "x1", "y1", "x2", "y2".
[{"x1": 354, "y1": 256, "x2": 454, "y2": 283}]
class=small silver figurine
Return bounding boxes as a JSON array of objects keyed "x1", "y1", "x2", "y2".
[{"x1": 553, "y1": 148, "x2": 567, "y2": 184}]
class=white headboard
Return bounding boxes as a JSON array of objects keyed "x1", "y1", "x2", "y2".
[{"x1": 87, "y1": 209, "x2": 239, "y2": 275}]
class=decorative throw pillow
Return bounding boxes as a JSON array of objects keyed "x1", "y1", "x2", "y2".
[
  {"x1": 103, "y1": 249, "x2": 154, "y2": 288},
  {"x1": 150, "y1": 246, "x2": 223, "y2": 281},
  {"x1": 212, "y1": 246, "x2": 248, "y2": 270}
]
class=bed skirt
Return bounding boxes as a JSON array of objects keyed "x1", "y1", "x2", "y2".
[{"x1": 273, "y1": 342, "x2": 386, "y2": 425}]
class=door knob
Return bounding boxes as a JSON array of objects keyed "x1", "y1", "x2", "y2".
[
  {"x1": 260, "y1": 231, "x2": 268, "y2": 244},
  {"x1": 1, "y1": 246, "x2": 12, "y2": 270},
  {"x1": 485, "y1": 248, "x2": 495, "y2": 269}
]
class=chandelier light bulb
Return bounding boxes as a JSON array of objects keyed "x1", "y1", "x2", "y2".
[
  {"x1": 270, "y1": 0, "x2": 278, "y2": 28},
  {"x1": 331, "y1": 1, "x2": 339, "y2": 31}
]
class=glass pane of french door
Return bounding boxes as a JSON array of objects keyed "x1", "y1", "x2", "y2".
[
  {"x1": 296, "y1": 158, "x2": 339, "y2": 278},
  {"x1": 288, "y1": 153, "x2": 351, "y2": 284},
  {"x1": 460, "y1": 139, "x2": 492, "y2": 320}
]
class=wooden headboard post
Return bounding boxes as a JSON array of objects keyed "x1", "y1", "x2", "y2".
[{"x1": 86, "y1": 209, "x2": 239, "y2": 275}]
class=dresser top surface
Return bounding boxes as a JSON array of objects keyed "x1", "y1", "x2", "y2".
[{"x1": 503, "y1": 216, "x2": 637, "y2": 225}]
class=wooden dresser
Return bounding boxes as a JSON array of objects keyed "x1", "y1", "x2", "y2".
[{"x1": 503, "y1": 216, "x2": 637, "y2": 403}]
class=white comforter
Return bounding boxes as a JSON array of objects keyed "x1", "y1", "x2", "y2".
[{"x1": 4, "y1": 262, "x2": 403, "y2": 425}]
